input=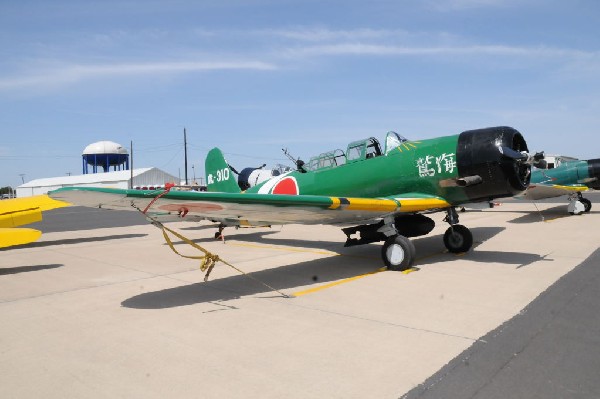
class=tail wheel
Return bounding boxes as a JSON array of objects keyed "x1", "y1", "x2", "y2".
[
  {"x1": 581, "y1": 198, "x2": 592, "y2": 213},
  {"x1": 382, "y1": 235, "x2": 415, "y2": 271},
  {"x1": 443, "y1": 224, "x2": 473, "y2": 253}
]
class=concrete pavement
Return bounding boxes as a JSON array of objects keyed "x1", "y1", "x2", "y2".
[{"x1": 1, "y1": 194, "x2": 599, "y2": 398}]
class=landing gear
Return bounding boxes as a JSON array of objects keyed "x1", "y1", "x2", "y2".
[
  {"x1": 580, "y1": 197, "x2": 592, "y2": 213},
  {"x1": 345, "y1": 208, "x2": 474, "y2": 269},
  {"x1": 443, "y1": 208, "x2": 473, "y2": 253},
  {"x1": 443, "y1": 224, "x2": 473, "y2": 253},
  {"x1": 214, "y1": 224, "x2": 225, "y2": 241},
  {"x1": 568, "y1": 192, "x2": 591, "y2": 215},
  {"x1": 382, "y1": 235, "x2": 415, "y2": 271}
]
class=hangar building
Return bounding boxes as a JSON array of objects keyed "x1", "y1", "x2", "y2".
[
  {"x1": 16, "y1": 168, "x2": 179, "y2": 197},
  {"x1": 15, "y1": 140, "x2": 180, "y2": 197}
]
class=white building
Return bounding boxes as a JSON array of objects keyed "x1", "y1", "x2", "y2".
[{"x1": 16, "y1": 167, "x2": 179, "y2": 197}]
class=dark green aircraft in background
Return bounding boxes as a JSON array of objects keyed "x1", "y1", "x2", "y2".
[
  {"x1": 517, "y1": 154, "x2": 600, "y2": 215},
  {"x1": 51, "y1": 126, "x2": 542, "y2": 270}
]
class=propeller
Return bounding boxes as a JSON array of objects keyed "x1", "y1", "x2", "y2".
[
  {"x1": 500, "y1": 147, "x2": 545, "y2": 167},
  {"x1": 499, "y1": 146, "x2": 528, "y2": 161}
]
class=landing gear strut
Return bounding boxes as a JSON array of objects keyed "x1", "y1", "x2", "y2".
[
  {"x1": 442, "y1": 208, "x2": 473, "y2": 253},
  {"x1": 214, "y1": 224, "x2": 225, "y2": 241}
]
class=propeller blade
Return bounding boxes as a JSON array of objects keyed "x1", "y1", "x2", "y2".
[{"x1": 499, "y1": 146, "x2": 528, "y2": 161}]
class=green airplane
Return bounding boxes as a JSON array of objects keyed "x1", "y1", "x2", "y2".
[
  {"x1": 49, "y1": 126, "x2": 541, "y2": 271},
  {"x1": 517, "y1": 155, "x2": 600, "y2": 215}
]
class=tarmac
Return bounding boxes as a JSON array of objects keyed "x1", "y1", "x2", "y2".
[{"x1": 1, "y1": 193, "x2": 599, "y2": 398}]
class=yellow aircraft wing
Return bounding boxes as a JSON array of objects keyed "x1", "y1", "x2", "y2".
[{"x1": 0, "y1": 195, "x2": 70, "y2": 248}]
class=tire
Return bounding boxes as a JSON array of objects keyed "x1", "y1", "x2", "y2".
[
  {"x1": 581, "y1": 198, "x2": 592, "y2": 213},
  {"x1": 568, "y1": 200, "x2": 585, "y2": 215},
  {"x1": 443, "y1": 224, "x2": 473, "y2": 253},
  {"x1": 382, "y1": 235, "x2": 415, "y2": 271}
]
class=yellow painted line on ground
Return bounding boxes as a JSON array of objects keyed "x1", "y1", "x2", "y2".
[
  {"x1": 226, "y1": 241, "x2": 377, "y2": 261},
  {"x1": 226, "y1": 241, "x2": 453, "y2": 297},
  {"x1": 225, "y1": 241, "x2": 338, "y2": 256},
  {"x1": 293, "y1": 267, "x2": 387, "y2": 296},
  {"x1": 543, "y1": 214, "x2": 570, "y2": 223}
]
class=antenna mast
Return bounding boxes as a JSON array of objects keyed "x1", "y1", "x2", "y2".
[{"x1": 184, "y1": 128, "x2": 188, "y2": 185}]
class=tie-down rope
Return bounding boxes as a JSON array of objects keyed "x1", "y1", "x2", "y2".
[{"x1": 132, "y1": 190, "x2": 291, "y2": 298}]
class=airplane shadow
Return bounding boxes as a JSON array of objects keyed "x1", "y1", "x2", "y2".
[
  {"x1": 0, "y1": 263, "x2": 63, "y2": 275},
  {"x1": 0, "y1": 233, "x2": 148, "y2": 251},
  {"x1": 179, "y1": 224, "x2": 221, "y2": 232},
  {"x1": 165, "y1": 228, "x2": 342, "y2": 252},
  {"x1": 415, "y1": 226, "x2": 549, "y2": 268},
  {"x1": 506, "y1": 205, "x2": 592, "y2": 224},
  {"x1": 122, "y1": 226, "x2": 544, "y2": 309},
  {"x1": 121, "y1": 255, "x2": 383, "y2": 309}
]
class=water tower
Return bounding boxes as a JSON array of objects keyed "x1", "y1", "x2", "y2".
[{"x1": 82, "y1": 141, "x2": 130, "y2": 174}]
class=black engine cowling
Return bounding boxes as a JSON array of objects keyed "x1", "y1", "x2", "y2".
[
  {"x1": 587, "y1": 158, "x2": 600, "y2": 190},
  {"x1": 457, "y1": 126, "x2": 531, "y2": 202}
]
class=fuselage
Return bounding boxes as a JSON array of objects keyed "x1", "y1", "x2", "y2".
[
  {"x1": 532, "y1": 158, "x2": 600, "y2": 189},
  {"x1": 247, "y1": 126, "x2": 531, "y2": 206}
]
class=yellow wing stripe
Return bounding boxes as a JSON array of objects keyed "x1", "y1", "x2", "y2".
[
  {"x1": 394, "y1": 197, "x2": 451, "y2": 212},
  {"x1": 328, "y1": 197, "x2": 341, "y2": 210},
  {"x1": 344, "y1": 198, "x2": 400, "y2": 212},
  {"x1": 551, "y1": 184, "x2": 588, "y2": 192},
  {"x1": 327, "y1": 197, "x2": 449, "y2": 213}
]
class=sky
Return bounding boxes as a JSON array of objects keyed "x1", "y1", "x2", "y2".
[{"x1": 1, "y1": 0, "x2": 599, "y2": 188}]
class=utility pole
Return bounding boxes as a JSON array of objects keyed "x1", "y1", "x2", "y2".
[
  {"x1": 130, "y1": 140, "x2": 134, "y2": 189},
  {"x1": 19, "y1": 174, "x2": 25, "y2": 184},
  {"x1": 184, "y1": 128, "x2": 188, "y2": 185}
]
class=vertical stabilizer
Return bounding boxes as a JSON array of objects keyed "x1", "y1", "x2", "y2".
[{"x1": 205, "y1": 148, "x2": 241, "y2": 193}]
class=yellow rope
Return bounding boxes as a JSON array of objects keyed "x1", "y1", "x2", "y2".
[
  {"x1": 132, "y1": 195, "x2": 291, "y2": 298},
  {"x1": 149, "y1": 218, "x2": 291, "y2": 298}
]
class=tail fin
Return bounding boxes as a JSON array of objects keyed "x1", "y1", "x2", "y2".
[{"x1": 205, "y1": 148, "x2": 241, "y2": 193}]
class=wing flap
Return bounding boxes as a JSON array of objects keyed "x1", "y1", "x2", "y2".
[{"x1": 0, "y1": 208, "x2": 42, "y2": 228}]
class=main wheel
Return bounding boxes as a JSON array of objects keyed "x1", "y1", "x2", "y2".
[
  {"x1": 568, "y1": 200, "x2": 585, "y2": 215},
  {"x1": 443, "y1": 224, "x2": 473, "y2": 253},
  {"x1": 581, "y1": 197, "x2": 592, "y2": 213},
  {"x1": 382, "y1": 235, "x2": 415, "y2": 271}
]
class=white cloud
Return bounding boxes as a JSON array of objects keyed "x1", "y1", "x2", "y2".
[
  {"x1": 0, "y1": 60, "x2": 277, "y2": 91},
  {"x1": 260, "y1": 27, "x2": 399, "y2": 42},
  {"x1": 282, "y1": 43, "x2": 593, "y2": 58},
  {"x1": 425, "y1": 0, "x2": 519, "y2": 11}
]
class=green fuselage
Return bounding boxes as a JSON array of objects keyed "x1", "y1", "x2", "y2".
[
  {"x1": 532, "y1": 160, "x2": 593, "y2": 186},
  {"x1": 248, "y1": 134, "x2": 468, "y2": 204}
]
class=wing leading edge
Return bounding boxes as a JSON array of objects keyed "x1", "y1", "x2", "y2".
[
  {"x1": 517, "y1": 184, "x2": 588, "y2": 201},
  {"x1": 49, "y1": 187, "x2": 451, "y2": 226}
]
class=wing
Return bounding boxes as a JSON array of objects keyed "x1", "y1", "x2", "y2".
[
  {"x1": 49, "y1": 187, "x2": 450, "y2": 226},
  {"x1": 0, "y1": 195, "x2": 70, "y2": 248},
  {"x1": 517, "y1": 183, "x2": 588, "y2": 201}
]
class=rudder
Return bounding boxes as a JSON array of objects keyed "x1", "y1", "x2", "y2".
[{"x1": 205, "y1": 148, "x2": 241, "y2": 193}]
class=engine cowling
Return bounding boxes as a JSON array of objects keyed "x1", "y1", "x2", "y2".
[
  {"x1": 587, "y1": 158, "x2": 600, "y2": 189},
  {"x1": 456, "y1": 126, "x2": 532, "y2": 202}
]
